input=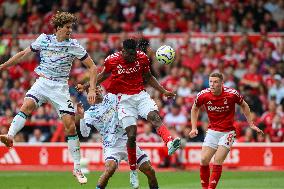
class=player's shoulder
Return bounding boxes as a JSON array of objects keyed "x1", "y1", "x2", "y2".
[
  {"x1": 35, "y1": 33, "x2": 48, "y2": 41},
  {"x1": 223, "y1": 87, "x2": 241, "y2": 96},
  {"x1": 137, "y1": 50, "x2": 149, "y2": 60},
  {"x1": 196, "y1": 88, "x2": 211, "y2": 98},
  {"x1": 137, "y1": 50, "x2": 147, "y2": 57},
  {"x1": 105, "y1": 52, "x2": 121, "y2": 61},
  {"x1": 68, "y1": 38, "x2": 84, "y2": 47}
]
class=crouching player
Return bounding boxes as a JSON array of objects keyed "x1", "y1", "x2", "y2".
[{"x1": 76, "y1": 87, "x2": 159, "y2": 189}]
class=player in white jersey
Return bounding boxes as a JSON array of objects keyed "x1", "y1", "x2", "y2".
[
  {"x1": 0, "y1": 12, "x2": 97, "y2": 184},
  {"x1": 76, "y1": 86, "x2": 159, "y2": 189}
]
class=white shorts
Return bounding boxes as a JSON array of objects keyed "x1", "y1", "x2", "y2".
[
  {"x1": 25, "y1": 77, "x2": 74, "y2": 118},
  {"x1": 203, "y1": 129, "x2": 236, "y2": 150},
  {"x1": 104, "y1": 140, "x2": 149, "y2": 168},
  {"x1": 117, "y1": 90, "x2": 158, "y2": 128}
]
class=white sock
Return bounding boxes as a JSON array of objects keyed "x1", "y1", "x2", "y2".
[
  {"x1": 67, "y1": 135, "x2": 81, "y2": 170},
  {"x1": 8, "y1": 111, "x2": 27, "y2": 137}
]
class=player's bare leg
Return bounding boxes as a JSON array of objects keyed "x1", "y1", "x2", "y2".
[
  {"x1": 0, "y1": 98, "x2": 36, "y2": 148},
  {"x1": 200, "y1": 146, "x2": 217, "y2": 189},
  {"x1": 147, "y1": 111, "x2": 181, "y2": 155},
  {"x1": 208, "y1": 145, "x2": 230, "y2": 189},
  {"x1": 125, "y1": 124, "x2": 139, "y2": 188},
  {"x1": 139, "y1": 161, "x2": 159, "y2": 189},
  {"x1": 96, "y1": 160, "x2": 117, "y2": 189},
  {"x1": 63, "y1": 114, "x2": 87, "y2": 184}
]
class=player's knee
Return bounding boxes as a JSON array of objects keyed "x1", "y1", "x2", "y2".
[
  {"x1": 20, "y1": 99, "x2": 36, "y2": 115},
  {"x1": 146, "y1": 166, "x2": 155, "y2": 177},
  {"x1": 64, "y1": 123, "x2": 76, "y2": 135},
  {"x1": 147, "y1": 111, "x2": 162, "y2": 126},
  {"x1": 62, "y1": 115, "x2": 77, "y2": 135},
  {"x1": 140, "y1": 162, "x2": 155, "y2": 177},
  {"x1": 213, "y1": 157, "x2": 225, "y2": 165},
  {"x1": 126, "y1": 126, "x2": 137, "y2": 139},
  {"x1": 200, "y1": 156, "x2": 210, "y2": 165}
]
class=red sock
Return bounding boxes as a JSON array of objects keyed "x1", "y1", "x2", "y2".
[
  {"x1": 127, "y1": 145, "x2": 137, "y2": 170},
  {"x1": 200, "y1": 165, "x2": 210, "y2": 189},
  {"x1": 156, "y1": 125, "x2": 173, "y2": 145},
  {"x1": 209, "y1": 165, "x2": 222, "y2": 189}
]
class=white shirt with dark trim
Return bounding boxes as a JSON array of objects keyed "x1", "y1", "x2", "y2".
[
  {"x1": 30, "y1": 33, "x2": 88, "y2": 82},
  {"x1": 84, "y1": 93, "x2": 127, "y2": 148}
]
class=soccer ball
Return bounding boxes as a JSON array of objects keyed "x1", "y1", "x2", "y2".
[{"x1": 156, "y1": 45, "x2": 175, "y2": 65}]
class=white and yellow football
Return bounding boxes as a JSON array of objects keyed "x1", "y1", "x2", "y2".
[{"x1": 155, "y1": 45, "x2": 175, "y2": 65}]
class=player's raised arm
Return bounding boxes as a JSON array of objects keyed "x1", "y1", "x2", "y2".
[
  {"x1": 189, "y1": 102, "x2": 200, "y2": 138},
  {"x1": 76, "y1": 67, "x2": 110, "y2": 93},
  {"x1": 97, "y1": 66, "x2": 111, "y2": 84},
  {"x1": 240, "y1": 100, "x2": 264, "y2": 134},
  {"x1": 0, "y1": 47, "x2": 33, "y2": 70},
  {"x1": 143, "y1": 70, "x2": 176, "y2": 98},
  {"x1": 82, "y1": 56, "x2": 97, "y2": 105}
]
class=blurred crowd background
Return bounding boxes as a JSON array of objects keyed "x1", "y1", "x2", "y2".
[{"x1": 1, "y1": 0, "x2": 284, "y2": 151}]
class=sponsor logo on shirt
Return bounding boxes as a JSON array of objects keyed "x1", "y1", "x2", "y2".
[
  {"x1": 117, "y1": 62, "x2": 140, "y2": 74},
  {"x1": 207, "y1": 105, "x2": 230, "y2": 112}
]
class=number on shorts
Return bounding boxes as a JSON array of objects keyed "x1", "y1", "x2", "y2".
[
  {"x1": 226, "y1": 133, "x2": 236, "y2": 146},
  {"x1": 67, "y1": 100, "x2": 74, "y2": 109}
]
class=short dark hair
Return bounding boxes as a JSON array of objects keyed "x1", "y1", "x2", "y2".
[
  {"x1": 209, "y1": 72, "x2": 224, "y2": 81},
  {"x1": 123, "y1": 39, "x2": 137, "y2": 51},
  {"x1": 52, "y1": 11, "x2": 77, "y2": 29},
  {"x1": 137, "y1": 38, "x2": 150, "y2": 53}
]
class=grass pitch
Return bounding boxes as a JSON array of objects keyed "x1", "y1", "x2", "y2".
[{"x1": 0, "y1": 170, "x2": 284, "y2": 189}]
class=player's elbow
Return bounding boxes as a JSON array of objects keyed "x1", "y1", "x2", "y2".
[
  {"x1": 16, "y1": 50, "x2": 27, "y2": 59},
  {"x1": 240, "y1": 101, "x2": 249, "y2": 110},
  {"x1": 88, "y1": 64, "x2": 97, "y2": 73}
]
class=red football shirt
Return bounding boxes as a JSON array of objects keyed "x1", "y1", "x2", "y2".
[
  {"x1": 104, "y1": 51, "x2": 150, "y2": 95},
  {"x1": 195, "y1": 87, "x2": 244, "y2": 132}
]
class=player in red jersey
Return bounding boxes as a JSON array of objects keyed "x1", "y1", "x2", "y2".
[
  {"x1": 189, "y1": 72, "x2": 263, "y2": 189},
  {"x1": 78, "y1": 39, "x2": 181, "y2": 188}
]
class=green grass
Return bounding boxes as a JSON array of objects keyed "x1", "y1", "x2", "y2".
[{"x1": 0, "y1": 171, "x2": 284, "y2": 189}]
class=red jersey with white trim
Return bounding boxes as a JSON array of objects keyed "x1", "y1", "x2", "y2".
[
  {"x1": 195, "y1": 87, "x2": 244, "y2": 132},
  {"x1": 104, "y1": 51, "x2": 150, "y2": 95}
]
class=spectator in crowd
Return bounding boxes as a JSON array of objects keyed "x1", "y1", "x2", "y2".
[
  {"x1": 28, "y1": 128, "x2": 46, "y2": 143},
  {"x1": 237, "y1": 127, "x2": 256, "y2": 142},
  {"x1": 164, "y1": 103, "x2": 187, "y2": 133},
  {"x1": 267, "y1": 114, "x2": 284, "y2": 142},
  {"x1": 268, "y1": 74, "x2": 284, "y2": 104}
]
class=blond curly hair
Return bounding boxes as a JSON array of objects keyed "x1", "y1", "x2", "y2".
[{"x1": 51, "y1": 11, "x2": 77, "y2": 29}]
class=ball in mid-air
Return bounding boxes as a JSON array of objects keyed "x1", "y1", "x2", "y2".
[{"x1": 156, "y1": 45, "x2": 175, "y2": 65}]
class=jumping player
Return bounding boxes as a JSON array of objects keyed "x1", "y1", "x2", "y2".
[{"x1": 0, "y1": 11, "x2": 97, "y2": 184}]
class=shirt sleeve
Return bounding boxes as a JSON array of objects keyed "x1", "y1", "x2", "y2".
[
  {"x1": 194, "y1": 92, "x2": 205, "y2": 107},
  {"x1": 72, "y1": 41, "x2": 88, "y2": 61},
  {"x1": 30, "y1": 33, "x2": 46, "y2": 52},
  {"x1": 103, "y1": 55, "x2": 111, "y2": 73},
  {"x1": 141, "y1": 52, "x2": 151, "y2": 72},
  {"x1": 234, "y1": 89, "x2": 244, "y2": 105}
]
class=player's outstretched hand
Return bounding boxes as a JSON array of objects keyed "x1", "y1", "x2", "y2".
[
  {"x1": 189, "y1": 128, "x2": 198, "y2": 138},
  {"x1": 76, "y1": 103, "x2": 84, "y2": 118},
  {"x1": 250, "y1": 124, "x2": 264, "y2": 135},
  {"x1": 76, "y1": 84, "x2": 85, "y2": 93},
  {"x1": 163, "y1": 90, "x2": 176, "y2": 98},
  {"x1": 87, "y1": 89, "x2": 96, "y2": 105}
]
